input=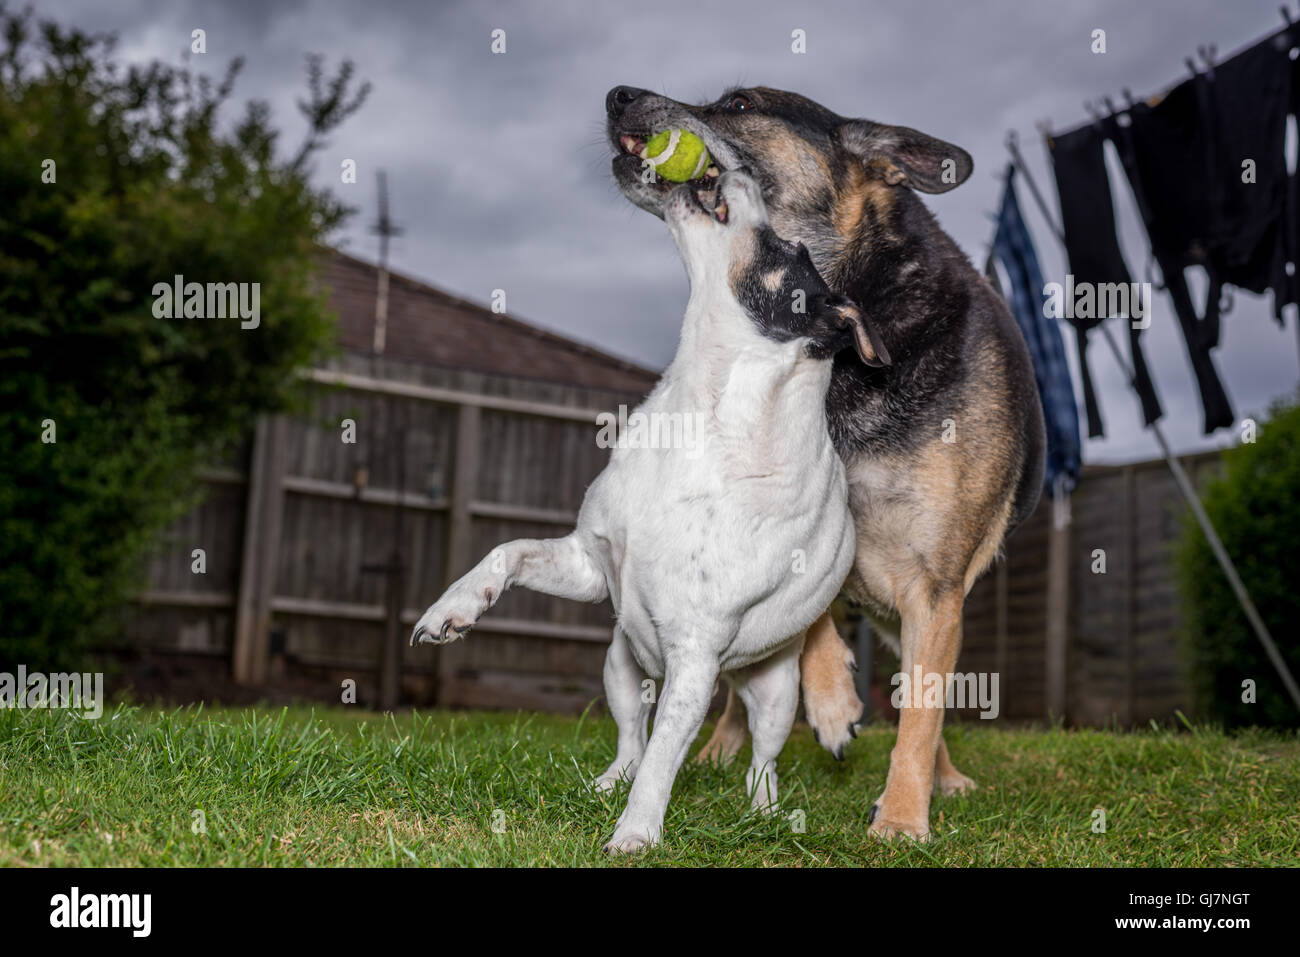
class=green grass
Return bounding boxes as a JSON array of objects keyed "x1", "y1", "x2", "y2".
[{"x1": 1, "y1": 703, "x2": 1297, "y2": 866}]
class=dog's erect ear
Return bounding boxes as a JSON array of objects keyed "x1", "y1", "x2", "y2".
[
  {"x1": 837, "y1": 120, "x2": 973, "y2": 194},
  {"x1": 823, "y1": 294, "x2": 891, "y2": 367}
]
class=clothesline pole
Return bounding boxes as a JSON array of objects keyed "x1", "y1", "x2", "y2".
[{"x1": 1004, "y1": 136, "x2": 1300, "y2": 714}]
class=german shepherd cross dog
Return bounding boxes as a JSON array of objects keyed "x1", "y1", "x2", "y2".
[{"x1": 606, "y1": 85, "x2": 1046, "y2": 841}]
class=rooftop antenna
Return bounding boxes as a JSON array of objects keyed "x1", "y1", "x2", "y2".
[{"x1": 369, "y1": 170, "x2": 405, "y2": 355}]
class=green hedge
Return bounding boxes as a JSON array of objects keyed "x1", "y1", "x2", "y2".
[
  {"x1": 1175, "y1": 392, "x2": 1300, "y2": 729},
  {"x1": 0, "y1": 9, "x2": 367, "y2": 670}
]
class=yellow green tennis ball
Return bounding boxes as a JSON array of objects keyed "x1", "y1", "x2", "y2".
[{"x1": 643, "y1": 129, "x2": 711, "y2": 182}]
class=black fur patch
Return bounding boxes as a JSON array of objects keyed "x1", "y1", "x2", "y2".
[{"x1": 731, "y1": 227, "x2": 843, "y2": 356}]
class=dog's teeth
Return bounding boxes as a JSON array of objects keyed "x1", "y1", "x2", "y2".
[{"x1": 705, "y1": 165, "x2": 720, "y2": 178}]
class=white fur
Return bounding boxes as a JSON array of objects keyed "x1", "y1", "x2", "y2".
[{"x1": 411, "y1": 173, "x2": 856, "y2": 854}]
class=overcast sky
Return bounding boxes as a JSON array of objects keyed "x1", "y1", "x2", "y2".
[{"x1": 43, "y1": 0, "x2": 1300, "y2": 464}]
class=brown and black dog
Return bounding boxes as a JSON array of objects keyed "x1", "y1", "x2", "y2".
[{"x1": 606, "y1": 86, "x2": 1045, "y2": 841}]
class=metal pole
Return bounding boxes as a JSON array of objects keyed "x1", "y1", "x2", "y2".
[{"x1": 1004, "y1": 135, "x2": 1300, "y2": 713}]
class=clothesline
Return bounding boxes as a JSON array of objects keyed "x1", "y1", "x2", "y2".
[{"x1": 1000, "y1": 130, "x2": 1300, "y2": 715}]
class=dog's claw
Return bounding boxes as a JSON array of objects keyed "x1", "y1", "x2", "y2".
[
  {"x1": 868, "y1": 802, "x2": 880, "y2": 824},
  {"x1": 848, "y1": 722, "x2": 858, "y2": 739}
]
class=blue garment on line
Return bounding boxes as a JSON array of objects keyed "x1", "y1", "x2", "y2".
[{"x1": 992, "y1": 165, "x2": 1082, "y2": 494}]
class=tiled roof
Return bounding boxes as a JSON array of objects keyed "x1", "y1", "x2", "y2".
[{"x1": 321, "y1": 249, "x2": 659, "y2": 394}]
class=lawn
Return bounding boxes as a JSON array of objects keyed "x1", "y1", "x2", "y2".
[{"x1": 1, "y1": 703, "x2": 1297, "y2": 866}]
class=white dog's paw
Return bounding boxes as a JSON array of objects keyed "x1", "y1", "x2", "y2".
[
  {"x1": 603, "y1": 824, "x2": 659, "y2": 855},
  {"x1": 592, "y1": 762, "x2": 637, "y2": 793},
  {"x1": 409, "y1": 578, "x2": 495, "y2": 645},
  {"x1": 746, "y1": 770, "x2": 780, "y2": 815}
]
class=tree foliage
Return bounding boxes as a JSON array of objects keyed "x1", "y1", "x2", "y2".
[
  {"x1": 1175, "y1": 392, "x2": 1300, "y2": 729},
  {"x1": 0, "y1": 6, "x2": 368, "y2": 669}
]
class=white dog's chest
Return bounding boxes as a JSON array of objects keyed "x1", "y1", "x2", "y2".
[{"x1": 579, "y1": 351, "x2": 855, "y2": 677}]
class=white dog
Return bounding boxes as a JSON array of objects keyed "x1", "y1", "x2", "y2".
[{"x1": 412, "y1": 170, "x2": 890, "y2": 853}]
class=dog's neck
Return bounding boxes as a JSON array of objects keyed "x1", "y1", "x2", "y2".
[{"x1": 663, "y1": 280, "x2": 831, "y2": 427}]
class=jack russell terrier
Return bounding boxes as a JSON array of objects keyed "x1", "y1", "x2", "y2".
[{"x1": 411, "y1": 170, "x2": 889, "y2": 853}]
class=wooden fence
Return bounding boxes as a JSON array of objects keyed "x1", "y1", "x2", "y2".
[
  {"x1": 949, "y1": 450, "x2": 1223, "y2": 726},
  {"x1": 121, "y1": 351, "x2": 1224, "y2": 725},
  {"x1": 124, "y1": 349, "x2": 640, "y2": 712}
]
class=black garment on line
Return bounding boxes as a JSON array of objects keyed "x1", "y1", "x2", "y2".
[
  {"x1": 1048, "y1": 123, "x2": 1163, "y2": 438},
  {"x1": 1112, "y1": 30, "x2": 1296, "y2": 434},
  {"x1": 1115, "y1": 77, "x2": 1236, "y2": 434},
  {"x1": 1210, "y1": 30, "x2": 1293, "y2": 308}
]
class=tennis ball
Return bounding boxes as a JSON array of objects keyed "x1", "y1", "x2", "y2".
[{"x1": 643, "y1": 129, "x2": 711, "y2": 182}]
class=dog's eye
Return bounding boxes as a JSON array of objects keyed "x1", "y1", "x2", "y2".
[{"x1": 727, "y1": 94, "x2": 753, "y2": 111}]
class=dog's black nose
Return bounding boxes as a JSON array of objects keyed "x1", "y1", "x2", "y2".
[{"x1": 606, "y1": 85, "x2": 648, "y2": 118}]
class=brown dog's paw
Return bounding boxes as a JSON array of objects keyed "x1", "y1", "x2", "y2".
[
  {"x1": 693, "y1": 722, "x2": 746, "y2": 766},
  {"x1": 867, "y1": 803, "x2": 930, "y2": 842},
  {"x1": 802, "y1": 656, "x2": 864, "y2": 760},
  {"x1": 934, "y1": 769, "x2": 977, "y2": 796}
]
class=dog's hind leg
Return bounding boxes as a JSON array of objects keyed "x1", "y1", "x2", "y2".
[
  {"x1": 411, "y1": 534, "x2": 607, "y2": 645},
  {"x1": 594, "y1": 626, "x2": 652, "y2": 791},
  {"x1": 733, "y1": 635, "x2": 804, "y2": 813},
  {"x1": 934, "y1": 735, "x2": 976, "y2": 796},
  {"x1": 693, "y1": 686, "x2": 749, "y2": 765},
  {"x1": 799, "y1": 610, "x2": 863, "y2": 760}
]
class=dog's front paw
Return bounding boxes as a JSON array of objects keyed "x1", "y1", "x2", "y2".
[
  {"x1": 867, "y1": 801, "x2": 930, "y2": 842},
  {"x1": 410, "y1": 580, "x2": 493, "y2": 645},
  {"x1": 804, "y1": 678, "x2": 864, "y2": 761},
  {"x1": 603, "y1": 825, "x2": 659, "y2": 855}
]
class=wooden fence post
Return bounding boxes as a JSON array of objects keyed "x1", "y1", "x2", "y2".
[
  {"x1": 1122, "y1": 465, "x2": 1137, "y2": 726},
  {"x1": 232, "y1": 415, "x2": 289, "y2": 685},
  {"x1": 1044, "y1": 500, "x2": 1071, "y2": 723},
  {"x1": 995, "y1": 555, "x2": 1009, "y2": 719},
  {"x1": 432, "y1": 403, "x2": 481, "y2": 703}
]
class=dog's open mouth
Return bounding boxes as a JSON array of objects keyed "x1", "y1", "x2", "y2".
[
  {"x1": 679, "y1": 180, "x2": 729, "y2": 224},
  {"x1": 617, "y1": 132, "x2": 726, "y2": 216}
]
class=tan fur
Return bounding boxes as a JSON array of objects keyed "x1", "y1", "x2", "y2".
[
  {"x1": 798, "y1": 611, "x2": 863, "y2": 755},
  {"x1": 694, "y1": 687, "x2": 749, "y2": 765},
  {"x1": 868, "y1": 589, "x2": 965, "y2": 840},
  {"x1": 726, "y1": 229, "x2": 759, "y2": 294},
  {"x1": 739, "y1": 117, "x2": 834, "y2": 210},
  {"x1": 833, "y1": 163, "x2": 895, "y2": 242}
]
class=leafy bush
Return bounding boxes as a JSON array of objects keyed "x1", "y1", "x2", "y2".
[
  {"x1": 0, "y1": 8, "x2": 368, "y2": 670},
  {"x1": 1175, "y1": 392, "x2": 1300, "y2": 729}
]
